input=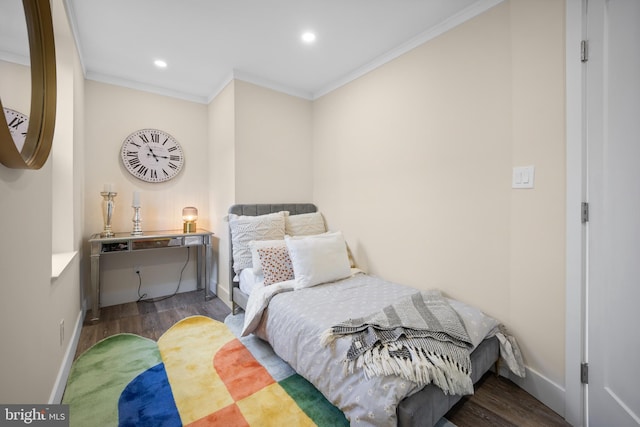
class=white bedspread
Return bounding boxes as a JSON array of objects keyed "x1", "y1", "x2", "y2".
[{"x1": 241, "y1": 272, "x2": 523, "y2": 426}]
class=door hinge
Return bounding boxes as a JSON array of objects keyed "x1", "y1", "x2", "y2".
[
  {"x1": 581, "y1": 40, "x2": 589, "y2": 62},
  {"x1": 581, "y1": 363, "x2": 589, "y2": 384},
  {"x1": 582, "y1": 202, "x2": 589, "y2": 223}
]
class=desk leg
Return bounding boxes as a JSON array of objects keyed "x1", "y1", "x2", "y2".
[
  {"x1": 195, "y1": 246, "x2": 202, "y2": 293},
  {"x1": 90, "y1": 243, "x2": 101, "y2": 321},
  {"x1": 204, "y1": 237, "x2": 214, "y2": 300}
]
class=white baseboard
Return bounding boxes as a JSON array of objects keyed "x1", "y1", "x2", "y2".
[
  {"x1": 217, "y1": 285, "x2": 231, "y2": 309},
  {"x1": 49, "y1": 309, "x2": 84, "y2": 404},
  {"x1": 501, "y1": 363, "x2": 566, "y2": 418}
]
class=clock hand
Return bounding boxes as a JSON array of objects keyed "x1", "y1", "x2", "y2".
[
  {"x1": 146, "y1": 145, "x2": 161, "y2": 162},
  {"x1": 146, "y1": 147, "x2": 169, "y2": 160}
]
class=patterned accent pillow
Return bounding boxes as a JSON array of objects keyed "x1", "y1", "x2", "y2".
[
  {"x1": 249, "y1": 239, "x2": 287, "y2": 275},
  {"x1": 258, "y1": 246, "x2": 294, "y2": 286},
  {"x1": 229, "y1": 211, "x2": 286, "y2": 274},
  {"x1": 285, "y1": 212, "x2": 326, "y2": 236}
]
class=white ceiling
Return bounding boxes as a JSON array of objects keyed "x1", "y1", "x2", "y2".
[{"x1": 2, "y1": 0, "x2": 502, "y2": 103}]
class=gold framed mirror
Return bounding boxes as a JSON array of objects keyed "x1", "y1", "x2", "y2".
[{"x1": 0, "y1": 0, "x2": 56, "y2": 169}]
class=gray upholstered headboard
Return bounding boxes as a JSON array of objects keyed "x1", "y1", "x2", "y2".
[
  {"x1": 227, "y1": 203, "x2": 317, "y2": 312},
  {"x1": 228, "y1": 203, "x2": 317, "y2": 218}
]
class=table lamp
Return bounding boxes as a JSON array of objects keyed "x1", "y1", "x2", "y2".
[{"x1": 182, "y1": 207, "x2": 198, "y2": 233}]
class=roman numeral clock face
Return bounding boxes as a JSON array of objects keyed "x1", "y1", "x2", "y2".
[
  {"x1": 120, "y1": 129, "x2": 184, "y2": 183},
  {"x1": 3, "y1": 108, "x2": 29, "y2": 152}
]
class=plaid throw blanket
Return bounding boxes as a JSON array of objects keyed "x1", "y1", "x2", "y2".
[{"x1": 321, "y1": 291, "x2": 474, "y2": 395}]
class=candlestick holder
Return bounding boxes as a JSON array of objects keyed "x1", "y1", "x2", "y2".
[
  {"x1": 131, "y1": 206, "x2": 143, "y2": 236},
  {"x1": 100, "y1": 191, "x2": 117, "y2": 237}
]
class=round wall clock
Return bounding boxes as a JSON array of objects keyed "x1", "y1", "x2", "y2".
[
  {"x1": 3, "y1": 108, "x2": 29, "y2": 153},
  {"x1": 121, "y1": 128, "x2": 185, "y2": 183}
]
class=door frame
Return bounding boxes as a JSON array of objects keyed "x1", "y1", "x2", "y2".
[{"x1": 565, "y1": 0, "x2": 587, "y2": 426}]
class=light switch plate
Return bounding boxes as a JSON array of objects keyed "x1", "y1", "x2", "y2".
[{"x1": 512, "y1": 166, "x2": 535, "y2": 189}]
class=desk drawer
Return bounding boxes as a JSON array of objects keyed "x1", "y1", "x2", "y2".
[
  {"x1": 131, "y1": 237, "x2": 183, "y2": 250},
  {"x1": 184, "y1": 235, "x2": 204, "y2": 246},
  {"x1": 101, "y1": 242, "x2": 129, "y2": 253}
]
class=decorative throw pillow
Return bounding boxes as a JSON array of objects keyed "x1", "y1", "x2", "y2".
[
  {"x1": 285, "y1": 212, "x2": 326, "y2": 236},
  {"x1": 258, "y1": 246, "x2": 295, "y2": 286},
  {"x1": 229, "y1": 211, "x2": 286, "y2": 274},
  {"x1": 285, "y1": 231, "x2": 352, "y2": 289},
  {"x1": 249, "y1": 239, "x2": 287, "y2": 275}
]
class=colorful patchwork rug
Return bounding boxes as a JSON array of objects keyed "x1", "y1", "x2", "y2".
[{"x1": 62, "y1": 315, "x2": 348, "y2": 426}]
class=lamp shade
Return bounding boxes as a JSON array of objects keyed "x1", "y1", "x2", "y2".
[
  {"x1": 182, "y1": 207, "x2": 198, "y2": 233},
  {"x1": 182, "y1": 206, "x2": 198, "y2": 221}
]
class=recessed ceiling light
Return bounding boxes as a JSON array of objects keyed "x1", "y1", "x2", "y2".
[
  {"x1": 301, "y1": 32, "x2": 316, "y2": 44},
  {"x1": 154, "y1": 59, "x2": 168, "y2": 68}
]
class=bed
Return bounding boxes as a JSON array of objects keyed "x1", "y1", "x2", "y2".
[{"x1": 227, "y1": 203, "x2": 519, "y2": 427}]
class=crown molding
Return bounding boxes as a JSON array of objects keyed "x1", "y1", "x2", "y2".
[
  {"x1": 206, "y1": 73, "x2": 235, "y2": 104},
  {"x1": 62, "y1": 0, "x2": 87, "y2": 76},
  {"x1": 231, "y1": 70, "x2": 314, "y2": 101},
  {"x1": 85, "y1": 71, "x2": 209, "y2": 104},
  {"x1": 0, "y1": 51, "x2": 30, "y2": 66},
  {"x1": 313, "y1": 0, "x2": 504, "y2": 99}
]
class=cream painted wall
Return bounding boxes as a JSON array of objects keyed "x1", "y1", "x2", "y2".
[
  {"x1": 234, "y1": 80, "x2": 313, "y2": 203},
  {"x1": 209, "y1": 80, "x2": 314, "y2": 303},
  {"x1": 314, "y1": 3, "x2": 512, "y2": 315},
  {"x1": 0, "y1": 62, "x2": 30, "y2": 114},
  {"x1": 51, "y1": 0, "x2": 78, "y2": 254},
  {"x1": 83, "y1": 81, "x2": 210, "y2": 305},
  {"x1": 508, "y1": 0, "x2": 566, "y2": 388},
  {"x1": 312, "y1": 0, "x2": 566, "y2": 407},
  {"x1": 0, "y1": 0, "x2": 83, "y2": 403},
  {"x1": 0, "y1": 147, "x2": 56, "y2": 404},
  {"x1": 208, "y1": 81, "x2": 236, "y2": 302}
]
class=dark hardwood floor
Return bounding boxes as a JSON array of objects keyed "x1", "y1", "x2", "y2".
[
  {"x1": 446, "y1": 374, "x2": 571, "y2": 427},
  {"x1": 75, "y1": 289, "x2": 230, "y2": 358},
  {"x1": 75, "y1": 290, "x2": 571, "y2": 427}
]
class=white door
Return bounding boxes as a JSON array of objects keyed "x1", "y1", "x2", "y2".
[{"x1": 586, "y1": 0, "x2": 640, "y2": 426}]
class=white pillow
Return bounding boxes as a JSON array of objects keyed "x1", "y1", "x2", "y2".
[
  {"x1": 285, "y1": 231, "x2": 351, "y2": 289},
  {"x1": 285, "y1": 212, "x2": 326, "y2": 236},
  {"x1": 249, "y1": 239, "x2": 287, "y2": 275},
  {"x1": 229, "y1": 211, "x2": 286, "y2": 274}
]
